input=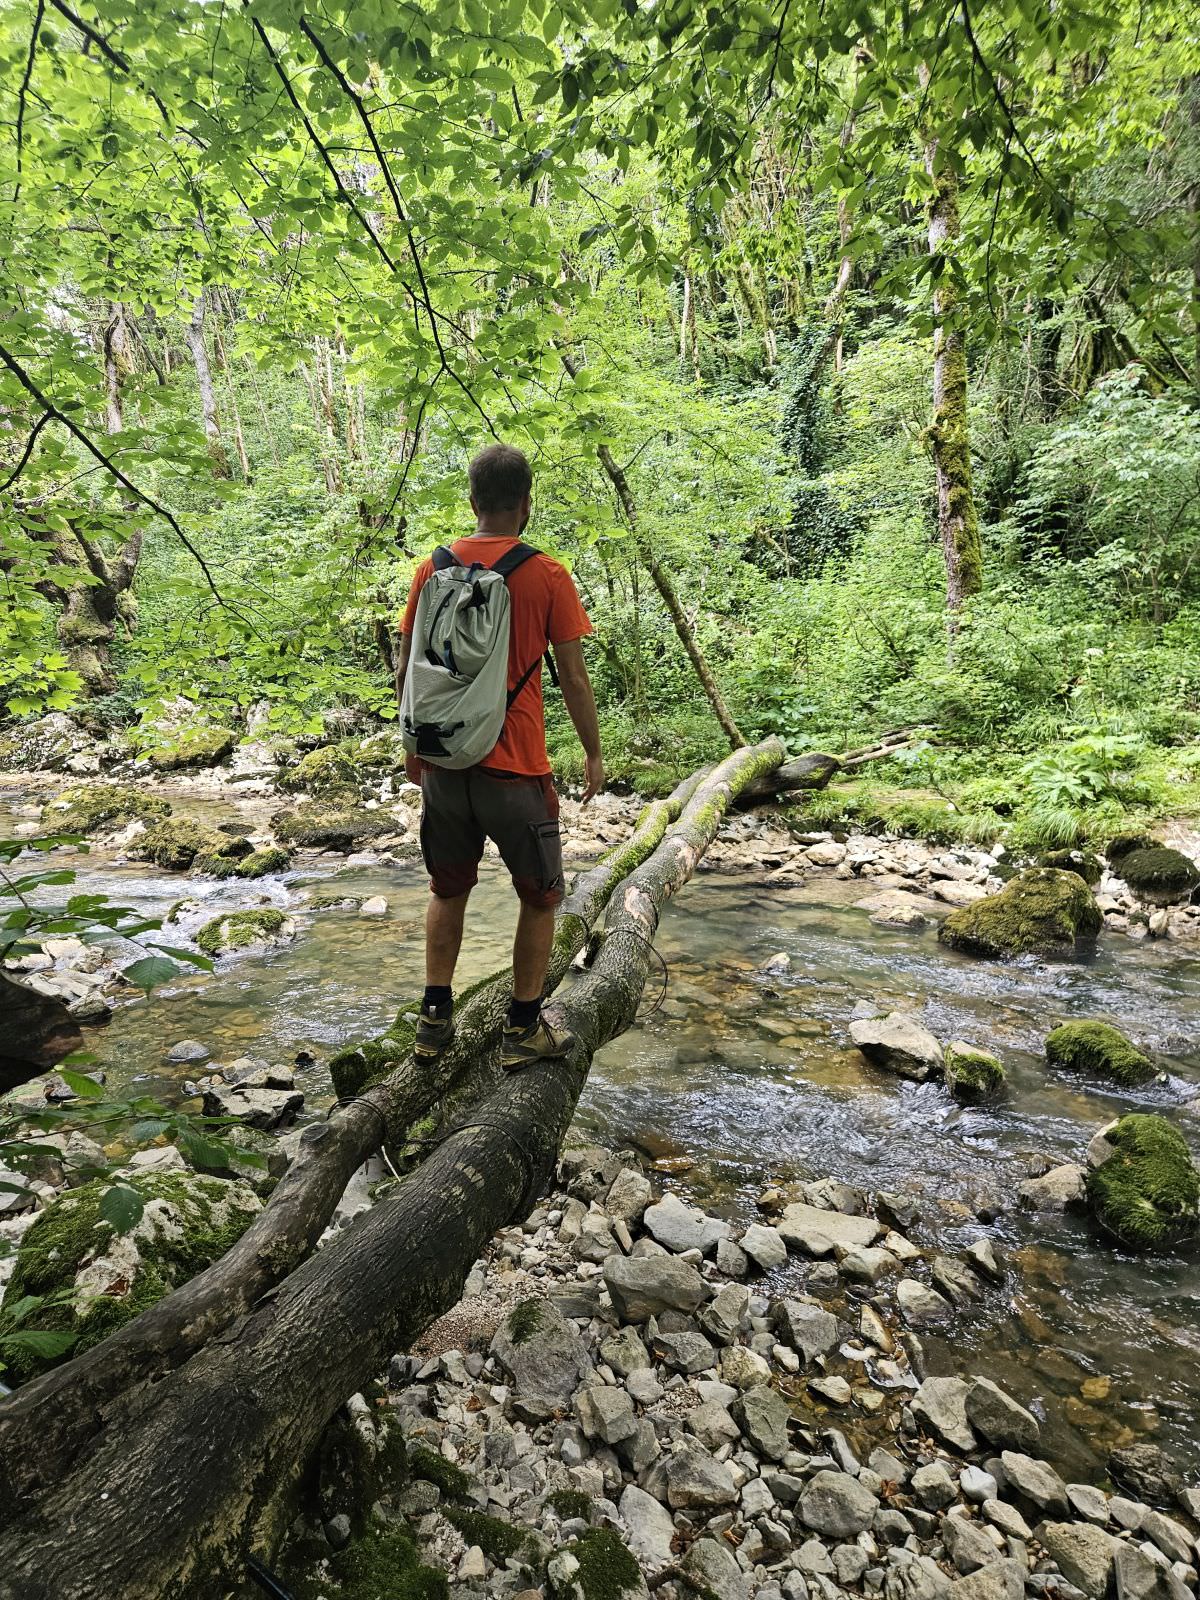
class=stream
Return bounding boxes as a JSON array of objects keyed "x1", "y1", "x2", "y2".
[{"x1": 4, "y1": 783, "x2": 1199, "y2": 1486}]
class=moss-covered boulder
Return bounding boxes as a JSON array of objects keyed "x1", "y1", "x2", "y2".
[
  {"x1": 272, "y1": 797, "x2": 394, "y2": 852},
  {"x1": 195, "y1": 907, "x2": 294, "y2": 958},
  {"x1": 192, "y1": 842, "x2": 289, "y2": 880},
  {"x1": 1086, "y1": 1114, "x2": 1200, "y2": 1251},
  {"x1": 1040, "y1": 848, "x2": 1103, "y2": 886},
  {"x1": 0, "y1": 1170, "x2": 261, "y2": 1381},
  {"x1": 132, "y1": 817, "x2": 228, "y2": 871},
  {"x1": 0, "y1": 713, "x2": 82, "y2": 773},
  {"x1": 1045, "y1": 1021, "x2": 1156, "y2": 1087},
  {"x1": 144, "y1": 726, "x2": 235, "y2": 772},
  {"x1": 944, "y1": 1042, "x2": 1006, "y2": 1103},
  {"x1": 279, "y1": 742, "x2": 362, "y2": 796},
  {"x1": 938, "y1": 868, "x2": 1102, "y2": 959},
  {"x1": 1105, "y1": 832, "x2": 1155, "y2": 864},
  {"x1": 41, "y1": 782, "x2": 170, "y2": 837},
  {"x1": 1115, "y1": 846, "x2": 1200, "y2": 907},
  {"x1": 329, "y1": 1531, "x2": 448, "y2": 1600}
]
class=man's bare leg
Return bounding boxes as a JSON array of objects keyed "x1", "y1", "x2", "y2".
[
  {"x1": 425, "y1": 890, "x2": 469, "y2": 987},
  {"x1": 512, "y1": 901, "x2": 556, "y2": 1003}
]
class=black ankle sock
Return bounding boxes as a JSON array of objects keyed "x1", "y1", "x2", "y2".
[
  {"x1": 508, "y1": 995, "x2": 541, "y2": 1030},
  {"x1": 423, "y1": 985, "x2": 452, "y2": 1015}
]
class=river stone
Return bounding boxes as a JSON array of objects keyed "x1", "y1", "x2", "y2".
[
  {"x1": 741, "y1": 1221, "x2": 787, "y2": 1271},
  {"x1": 1000, "y1": 1451, "x2": 1069, "y2": 1515},
  {"x1": 733, "y1": 1383, "x2": 793, "y2": 1461},
  {"x1": 1112, "y1": 1541, "x2": 1180, "y2": 1600},
  {"x1": 944, "y1": 1515, "x2": 1002, "y2": 1574},
  {"x1": 1140, "y1": 1509, "x2": 1192, "y2": 1565},
  {"x1": 858, "y1": 889, "x2": 942, "y2": 927},
  {"x1": 912, "y1": 1462, "x2": 958, "y2": 1509},
  {"x1": 716, "y1": 1236, "x2": 749, "y2": 1278},
  {"x1": 983, "y1": 1499, "x2": 1032, "y2": 1540},
  {"x1": 359, "y1": 895, "x2": 388, "y2": 916},
  {"x1": 937, "y1": 867, "x2": 1102, "y2": 959},
  {"x1": 643, "y1": 1191, "x2": 729, "y2": 1255},
  {"x1": 604, "y1": 1166, "x2": 652, "y2": 1226},
  {"x1": 1036, "y1": 1520, "x2": 1122, "y2": 1597},
  {"x1": 682, "y1": 1538, "x2": 751, "y2": 1600},
  {"x1": 603, "y1": 1253, "x2": 707, "y2": 1321},
  {"x1": 201, "y1": 1081, "x2": 303, "y2": 1130},
  {"x1": 771, "y1": 1297, "x2": 840, "y2": 1363},
  {"x1": 1067, "y1": 1483, "x2": 1111, "y2": 1525},
  {"x1": 165, "y1": 1038, "x2": 210, "y2": 1063},
  {"x1": 575, "y1": 1381, "x2": 637, "y2": 1445},
  {"x1": 490, "y1": 1298, "x2": 590, "y2": 1422},
  {"x1": 886, "y1": 1551, "x2": 953, "y2": 1600},
  {"x1": 720, "y1": 1343, "x2": 772, "y2": 1390},
  {"x1": 965, "y1": 1239, "x2": 1005, "y2": 1284},
  {"x1": 701, "y1": 1281, "x2": 750, "y2": 1343},
  {"x1": 897, "y1": 1278, "x2": 953, "y2": 1328},
  {"x1": 949, "y1": 1559, "x2": 1026, "y2": 1600},
  {"x1": 664, "y1": 1441, "x2": 738, "y2": 1512},
  {"x1": 840, "y1": 1245, "x2": 899, "y2": 1284},
  {"x1": 686, "y1": 1399, "x2": 741, "y2": 1450},
  {"x1": 1018, "y1": 1163, "x2": 1086, "y2": 1211},
  {"x1": 618, "y1": 1483, "x2": 675, "y2": 1576},
  {"x1": 965, "y1": 1377, "x2": 1040, "y2": 1451},
  {"x1": 930, "y1": 1255, "x2": 984, "y2": 1307},
  {"x1": 961, "y1": 1466, "x2": 998, "y2": 1504},
  {"x1": 798, "y1": 1469, "x2": 879, "y2": 1537},
  {"x1": 600, "y1": 1324, "x2": 651, "y2": 1377},
  {"x1": 911, "y1": 1377, "x2": 977, "y2": 1452},
  {"x1": 653, "y1": 1330, "x2": 715, "y2": 1374},
  {"x1": 849, "y1": 1012, "x2": 944, "y2": 1081},
  {"x1": 777, "y1": 1202, "x2": 882, "y2": 1257}
]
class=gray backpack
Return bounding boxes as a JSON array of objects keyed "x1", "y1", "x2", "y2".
[{"x1": 400, "y1": 542, "x2": 550, "y2": 768}]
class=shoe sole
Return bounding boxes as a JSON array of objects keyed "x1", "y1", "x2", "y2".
[{"x1": 413, "y1": 1026, "x2": 455, "y2": 1061}]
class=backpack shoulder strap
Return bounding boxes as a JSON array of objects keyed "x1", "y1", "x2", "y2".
[
  {"x1": 490, "y1": 541, "x2": 540, "y2": 580},
  {"x1": 431, "y1": 545, "x2": 460, "y2": 572}
]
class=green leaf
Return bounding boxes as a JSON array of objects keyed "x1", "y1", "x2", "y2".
[
  {"x1": 122, "y1": 955, "x2": 182, "y2": 992},
  {"x1": 58, "y1": 1068, "x2": 105, "y2": 1100},
  {"x1": 3, "y1": 1328, "x2": 78, "y2": 1359},
  {"x1": 99, "y1": 1183, "x2": 144, "y2": 1235}
]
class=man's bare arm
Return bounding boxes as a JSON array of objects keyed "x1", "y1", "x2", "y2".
[{"x1": 553, "y1": 636, "x2": 604, "y2": 803}]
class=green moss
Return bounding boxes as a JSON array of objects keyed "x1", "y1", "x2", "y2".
[
  {"x1": 41, "y1": 782, "x2": 170, "y2": 836},
  {"x1": 938, "y1": 867, "x2": 1102, "y2": 959},
  {"x1": 1045, "y1": 1021, "x2": 1155, "y2": 1087},
  {"x1": 1086, "y1": 1114, "x2": 1200, "y2": 1252},
  {"x1": 444, "y1": 1507, "x2": 532, "y2": 1563},
  {"x1": 406, "y1": 1443, "x2": 475, "y2": 1501},
  {"x1": 335, "y1": 1531, "x2": 448, "y2": 1600},
  {"x1": 133, "y1": 817, "x2": 226, "y2": 871},
  {"x1": 195, "y1": 907, "x2": 289, "y2": 957},
  {"x1": 547, "y1": 1489, "x2": 593, "y2": 1523},
  {"x1": 1106, "y1": 832, "x2": 1156, "y2": 863},
  {"x1": 234, "y1": 846, "x2": 292, "y2": 878},
  {"x1": 144, "y1": 727, "x2": 235, "y2": 772},
  {"x1": 564, "y1": 1529, "x2": 644, "y2": 1600},
  {"x1": 2, "y1": 1171, "x2": 260, "y2": 1380},
  {"x1": 1116, "y1": 846, "x2": 1200, "y2": 905},
  {"x1": 273, "y1": 798, "x2": 393, "y2": 852},
  {"x1": 1040, "y1": 848, "x2": 1103, "y2": 886},
  {"x1": 943, "y1": 1042, "x2": 1005, "y2": 1103},
  {"x1": 506, "y1": 1297, "x2": 547, "y2": 1345},
  {"x1": 194, "y1": 844, "x2": 290, "y2": 879},
  {"x1": 280, "y1": 743, "x2": 363, "y2": 796},
  {"x1": 329, "y1": 1000, "x2": 420, "y2": 1100}
]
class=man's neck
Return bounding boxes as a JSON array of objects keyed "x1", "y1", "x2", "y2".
[{"x1": 470, "y1": 518, "x2": 524, "y2": 538}]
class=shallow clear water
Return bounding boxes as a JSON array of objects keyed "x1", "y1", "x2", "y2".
[{"x1": 5, "y1": 785, "x2": 1199, "y2": 1480}]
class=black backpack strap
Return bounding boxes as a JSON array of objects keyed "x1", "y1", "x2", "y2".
[
  {"x1": 490, "y1": 541, "x2": 540, "y2": 580},
  {"x1": 431, "y1": 545, "x2": 460, "y2": 571},
  {"x1": 543, "y1": 649, "x2": 559, "y2": 688}
]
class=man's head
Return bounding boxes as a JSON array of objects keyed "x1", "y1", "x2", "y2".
[{"x1": 468, "y1": 443, "x2": 532, "y2": 532}]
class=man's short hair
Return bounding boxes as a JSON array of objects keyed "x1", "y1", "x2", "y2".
[{"x1": 468, "y1": 444, "x2": 532, "y2": 514}]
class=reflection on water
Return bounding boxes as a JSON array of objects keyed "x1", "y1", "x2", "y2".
[{"x1": 5, "y1": 788, "x2": 1200, "y2": 1479}]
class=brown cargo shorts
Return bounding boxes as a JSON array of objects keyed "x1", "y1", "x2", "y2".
[{"x1": 419, "y1": 766, "x2": 565, "y2": 908}]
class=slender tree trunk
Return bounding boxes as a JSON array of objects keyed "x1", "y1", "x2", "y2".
[
  {"x1": 303, "y1": 344, "x2": 343, "y2": 493},
  {"x1": 184, "y1": 292, "x2": 232, "y2": 478},
  {"x1": 923, "y1": 134, "x2": 983, "y2": 615},
  {"x1": 0, "y1": 745, "x2": 783, "y2": 1600},
  {"x1": 210, "y1": 314, "x2": 251, "y2": 480}
]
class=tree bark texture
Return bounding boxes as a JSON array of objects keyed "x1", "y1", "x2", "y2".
[
  {"x1": 923, "y1": 139, "x2": 983, "y2": 614},
  {"x1": 185, "y1": 291, "x2": 232, "y2": 479},
  {"x1": 0, "y1": 741, "x2": 783, "y2": 1600},
  {"x1": 0, "y1": 774, "x2": 706, "y2": 1503}
]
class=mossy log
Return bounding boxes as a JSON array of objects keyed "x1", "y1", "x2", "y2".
[
  {"x1": 0, "y1": 738, "x2": 783, "y2": 1600},
  {"x1": 734, "y1": 751, "x2": 841, "y2": 803}
]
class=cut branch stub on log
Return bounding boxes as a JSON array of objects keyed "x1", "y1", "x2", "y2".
[
  {"x1": 0, "y1": 739, "x2": 783, "y2": 1600},
  {"x1": 0, "y1": 771, "x2": 707, "y2": 1510}
]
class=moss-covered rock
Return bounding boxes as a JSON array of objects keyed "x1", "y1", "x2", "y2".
[
  {"x1": 1105, "y1": 832, "x2": 1155, "y2": 864},
  {"x1": 937, "y1": 868, "x2": 1101, "y2": 959},
  {"x1": 1045, "y1": 1021, "x2": 1156, "y2": 1087},
  {"x1": 550, "y1": 1528, "x2": 647, "y2": 1600},
  {"x1": 943, "y1": 1042, "x2": 1006, "y2": 1102},
  {"x1": 0, "y1": 1170, "x2": 260, "y2": 1381},
  {"x1": 406, "y1": 1442, "x2": 476, "y2": 1501},
  {"x1": 1040, "y1": 848, "x2": 1103, "y2": 886},
  {"x1": 132, "y1": 817, "x2": 227, "y2": 871},
  {"x1": 273, "y1": 798, "x2": 394, "y2": 852},
  {"x1": 41, "y1": 782, "x2": 170, "y2": 837},
  {"x1": 279, "y1": 743, "x2": 362, "y2": 796},
  {"x1": 1086, "y1": 1114, "x2": 1200, "y2": 1251},
  {"x1": 144, "y1": 726, "x2": 235, "y2": 772},
  {"x1": 195, "y1": 907, "x2": 293, "y2": 957},
  {"x1": 192, "y1": 842, "x2": 290, "y2": 879},
  {"x1": 1115, "y1": 846, "x2": 1200, "y2": 907},
  {"x1": 444, "y1": 1506, "x2": 546, "y2": 1566},
  {"x1": 332, "y1": 1531, "x2": 449, "y2": 1600},
  {"x1": 231, "y1": 846, "x2": 292, "y2": 878},
  {"x1": 0, "y1": 713, "x2": 82, "y2": 773}
]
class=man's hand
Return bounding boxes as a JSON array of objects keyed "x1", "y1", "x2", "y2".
[{"x1": 581, "y1": 752, "x2": 605, "y2": 804}]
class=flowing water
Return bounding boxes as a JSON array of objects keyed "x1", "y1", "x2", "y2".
[{"x1": 5, "y1": 784, "x2": 1199, "y2": 1483}]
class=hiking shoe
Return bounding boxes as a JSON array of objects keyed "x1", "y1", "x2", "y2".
[
  {"x1": 500, "y1": 1014, "x2": 574, "y2": 1073},
  {"x1": 414, "y1": 1003, "x2": 455, "y2": 1060}
]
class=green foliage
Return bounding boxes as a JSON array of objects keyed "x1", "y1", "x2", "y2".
[
  {"x1": 1086, "y1": 1115, "x2": 1200, "y2": 1253},
  {"x1": 1045, "y1": 1022, "x2": 1155, "y2": 1087}
]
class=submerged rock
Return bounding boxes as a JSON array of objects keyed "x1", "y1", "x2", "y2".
[
  {"x1": 1085, "y1": 1113, "x2": 1200, "y2": 1251},
  {"x1": 849, "y1": 1011, "x2": 943, "y2": 1081},
  {"x1": 938, "y1": 868, "x2": 1101, "y2": 959},
  {"x1": 1045, "y1": 1021, "x2": 1155, "y2": 1087},
  {"x1": 943, "y1": 1042, "x2": 1006, "y2": 1103}
]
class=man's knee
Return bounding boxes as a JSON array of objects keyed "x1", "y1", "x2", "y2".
[{"x1": 512, "y1": 876, "x2": 564, "y2": 910}]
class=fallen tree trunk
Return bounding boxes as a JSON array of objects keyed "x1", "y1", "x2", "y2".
[
  {"x1": 0, "y1": 739, "x2": 782, "y2": 1600},
  {"x1": 0, "y1": 771, "x2": 708, "y2": 1510},
  {"x1": 735, "y1": 730, "x2": 927, "y2": 806}
]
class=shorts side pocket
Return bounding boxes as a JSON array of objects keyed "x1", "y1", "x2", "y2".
[{"x1": 529, "y1": 817, "x2": 564, "y2": 895}]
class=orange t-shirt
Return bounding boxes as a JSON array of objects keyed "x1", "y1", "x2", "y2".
[{"x1": 400, "y1": 536, "x2": 592, "y2": 777}]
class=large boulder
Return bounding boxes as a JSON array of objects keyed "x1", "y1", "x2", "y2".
[
  {"x1": 272, "y1": 798, "x2": 395, "y2": 852},
  {"x1": 132, "y1": 817, "x2": 240, "y2": 872},
  {"x1": 1085, "y1": 1114, "x2": 1200, "y2": 1252},
  {"x1": 195, "y1": 909, "x2": 295, "y2": 958},
  {"x1": 1045, "y1": 1022, "x2": 1155, "y2": 1087},
  {"x1": 1114, "y1": 845, "x2": 1200, "y2": 907},
  {"x1": 0, "y1": 713, "x2": 88, "y2": 773},
  {"x1": 41, "y1": 782, "x2": 170, "y2": 837},
  {"x1": 849, "y1": 1012, "x2": 944, "y2": 1081},
  {"x1": 143, "y1": 726, "x2": 235, "y2": 772},
  {"x1": 944, "y1": 1042, "x2": 1006, "y2": 1103},
  {"x1": 0, "y1": 1171, "x2": 260, "y2": 1381},
  {"x1": 938, "y1": 868, "x2": 1101, "y2": 959}
]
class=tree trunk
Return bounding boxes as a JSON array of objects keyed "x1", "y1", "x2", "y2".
[
  {"x1": 0, "y1": 743, "x2": 783, "y2": 1600},
  {"x1": 184, "y1": 291, "x2": 232, "y2": 478},
  {"x1": 0, "y1": 775, "x2": 707, "y2": 1501},
  {"x1": 211, "y1": 313, "x2": 251, "y2": 480},
  {"x1": 923, "y1": 137, "x2": 983, "y2": 615}
]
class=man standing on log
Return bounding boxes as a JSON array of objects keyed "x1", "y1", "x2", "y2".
[{"x1": 395, "y1": 444, "x2": 604, "y2": 1070}]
